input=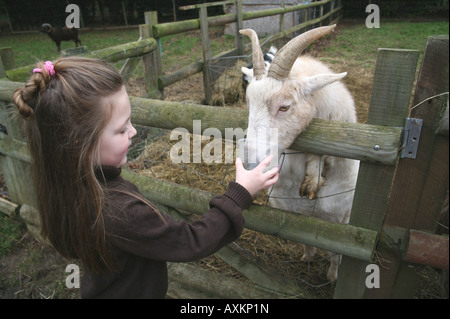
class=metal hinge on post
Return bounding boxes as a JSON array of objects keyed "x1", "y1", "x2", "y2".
[{"x1": 401, "y1": 117, "x2": 423, "y2": 159}]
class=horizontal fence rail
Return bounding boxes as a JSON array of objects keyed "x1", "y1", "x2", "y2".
[
  {"x1": 0, "y1": 132, "x2": 377, "y2": 262},
  {"x1": 4, "y1": 38, "x2": 157, "y2": 82},
  {"x1": 122, "y1": 168, "x2": 377, "y2": 262},
  {"x1": 153, "y1": 0, "x2": 338, "y2": 38},
  {"x1": 151, "y1": 0, "x2": 342, "y2": 96},
  {"x1": 0, "y1": 80, "x2": 403, "y2": 165},
  {"x1": 129, "y1": 97, "x2": 403, "y2": 165}
]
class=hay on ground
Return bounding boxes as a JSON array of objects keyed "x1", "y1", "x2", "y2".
[{"x1": 211, "y1": 59, "x2": 248, "y2": 108}]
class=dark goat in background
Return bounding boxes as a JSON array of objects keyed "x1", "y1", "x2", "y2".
[{"x1": 40, "y1": 23, "x2": 82, "y2": 52}]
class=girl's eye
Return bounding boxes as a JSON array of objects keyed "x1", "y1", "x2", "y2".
[
  {"x1": 120, "y1": 128, "x2": 128, "y2": 134},
  {"x1": 279, "y1": 105, "x2": 290, "y2": 112}
]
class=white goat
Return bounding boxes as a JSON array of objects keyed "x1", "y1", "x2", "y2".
[{"x1": 240, "y1": 25, "x2": 359, "y2": 282}]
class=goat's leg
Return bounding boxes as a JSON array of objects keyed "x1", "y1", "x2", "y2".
[
  {"x1": 326, "y1": 252, "x2": 340, "y2": 282},
  {"x1": 301, "y1": 245, "x2": 317, "y2": 261},
  {"x1": 300, "y1": 154, "x2": 326, "y2": 199}
]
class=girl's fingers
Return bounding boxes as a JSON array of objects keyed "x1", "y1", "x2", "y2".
[
  {"x1": 265, "y1": 165, "x2": 279, "y2": 176},
  {"x1": 264, "y1": 172, "x2": 279, "y2": 189},
  {"x1": 256, "y1": 154, "x2": 273, "y2": 171},
  {"x1": 235, "y1": 155, "x2": 280, "y2": 195},
  {"x1": 235, "y1": 157, "x2": 243, "y2": 168}
]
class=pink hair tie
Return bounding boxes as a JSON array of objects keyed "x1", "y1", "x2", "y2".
[{"x1": 33, "y1": 61, "x2": 55, "y2": 76}]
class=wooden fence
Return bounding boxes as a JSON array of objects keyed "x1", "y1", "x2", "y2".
[
  {"x1": 2, "y1": 1, "x2": 342, "y2": 103},
  {"x1": 0, "y1": 3, "x2": 448, "y2": 299},
  {"x1": 141, "y1": 0, "x2": 343, "y2": 102}
]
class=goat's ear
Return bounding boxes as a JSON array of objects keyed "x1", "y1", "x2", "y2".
[
  {"x1": 241, "y1": 67, "x2": 253, "y2": 79},
  {"x1": 300, "y1": 72, "x2": 347, "y2": 96}
]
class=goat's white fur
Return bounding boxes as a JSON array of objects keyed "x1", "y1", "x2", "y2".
[{"x1": 242, "y1": 30, "x2": 359, "y2": 282}]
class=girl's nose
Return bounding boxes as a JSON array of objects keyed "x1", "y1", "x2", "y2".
[{"x1": 129, "y1": 125, "x2": 137, "y2": 139}]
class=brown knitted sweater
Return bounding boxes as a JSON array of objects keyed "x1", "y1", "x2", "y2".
[{"x1": 81, "y1": 166, "x2": 252, "y2": 298}]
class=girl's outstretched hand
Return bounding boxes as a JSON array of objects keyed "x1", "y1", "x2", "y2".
[{"x1": 235, "y1": 155, "x2": 279, "y2": 197}]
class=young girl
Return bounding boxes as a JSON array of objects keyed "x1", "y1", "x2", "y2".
[{"x1": 13, "y1": 57, "x2": 279, "y2": 298}]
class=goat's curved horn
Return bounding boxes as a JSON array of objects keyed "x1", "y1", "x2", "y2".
[
  {"x1": 239, "y1": 29, "x2": 265, "y2": 81},
  {"x1": 268, "y1": 25, "x2": 336, "y2": 81}
]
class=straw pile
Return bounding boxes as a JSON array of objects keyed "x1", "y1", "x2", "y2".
[{"x1": 211, "y1": 59, "x2": 248, "y2": 108}]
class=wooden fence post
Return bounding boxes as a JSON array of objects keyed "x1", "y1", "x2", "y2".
[
  {"x1": 141, "y1": 11, "x2": 163, "y2": 99},
  {"x1": 0, "y1": 102, "x2": 37, "y2": 208},
  {"x1": 1, "y1": 48, "x2": 16, "y2": 78},
  {"x1": 199, "y1": 6, "x2": 213, "y2": 104},
  {"x1": 279, "y1": 1, "x2": 285, "y2": 33},
  {"x1": 328, "y1": 0, "x2": 334, "y2": 25},
  {"x1": 0, "y1": 48, "x2": 16, "y2": 71},
  {"x1": 334, "y1": 48, "x2": 420, "y2": 298},
  {"x1": 145, "y1": 12, "x2": 163, "y2": 87},
  {"x1": 365, "y1": 35, "x2": 449, "y2": 298},
  {"x1": 0, "y1": 58, "x2": 5, "y2": 78},
  {"x1": 235, "y1": 0, "x2": 244, "y2": 56}
]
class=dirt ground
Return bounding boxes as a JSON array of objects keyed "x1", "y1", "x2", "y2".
[{"x1": 0, "y1": 23, "x2": 447, "y2": 299}]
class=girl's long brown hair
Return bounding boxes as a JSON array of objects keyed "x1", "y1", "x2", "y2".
[{"x1": 13, "y1": 57, "x2": 130, "y2": 273}]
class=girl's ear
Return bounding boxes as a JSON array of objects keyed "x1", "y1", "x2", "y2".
[{"x1": 299, "y1": 72, "x2": 347, "y2": 97}]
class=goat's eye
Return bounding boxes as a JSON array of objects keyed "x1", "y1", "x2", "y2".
[{"x1": 279, "y1": 105, "x2": 290, "y2": 112}]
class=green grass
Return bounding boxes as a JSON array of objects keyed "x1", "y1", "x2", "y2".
[
  {"x1": 0, "y1": 29, "x2": 140, "y2": 68},
  {"x1": 160, "y1": 28, "x2": 235, "y2": 72},
  {"x1": 0, "y1": 26, "x2": 236, "y2": 72},
  {"x1": 0, "y1": 214, "x2": 23, "y2": 256},
  {"x1": 321, "y1": 21, "x2": 449, "y2": 68}
]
